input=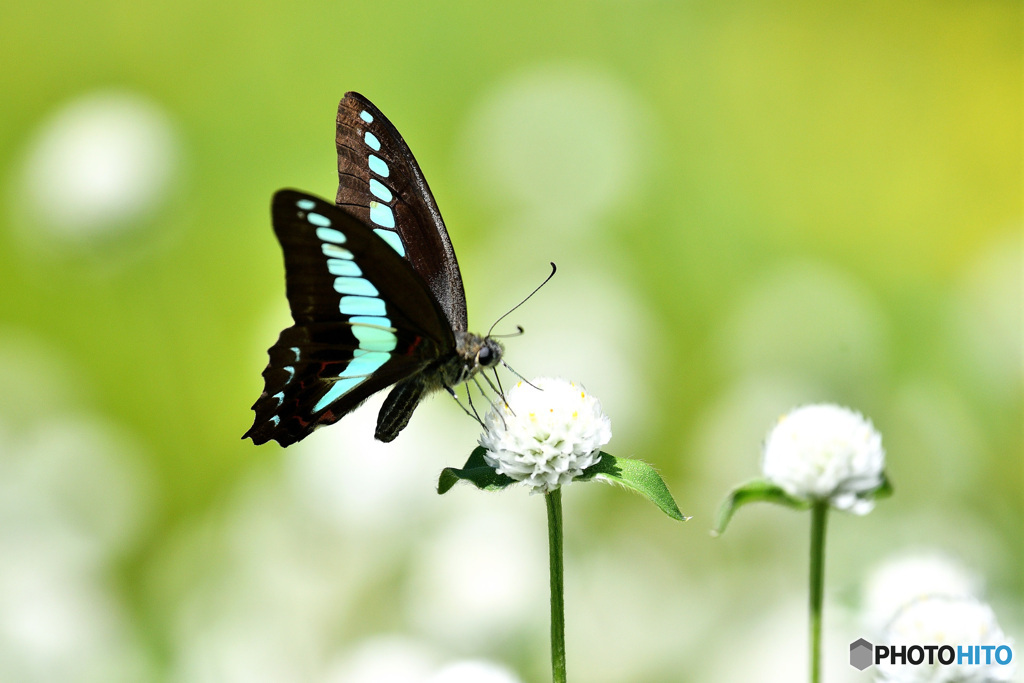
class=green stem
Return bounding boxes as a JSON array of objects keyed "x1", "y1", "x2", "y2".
[
  {"x1": 809, "y1": 502, "x2": 829, "y2": 683},
  {"x1": 546, "y1": 488, "x2": 566, "y2": 683}
]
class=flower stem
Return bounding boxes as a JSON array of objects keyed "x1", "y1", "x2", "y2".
[
  {"x1": 546, "y1": 488, "x2": 567, "y2": 683},
  {"x1": 809, "y1": 501, "x2": 829, "y2": 683}
]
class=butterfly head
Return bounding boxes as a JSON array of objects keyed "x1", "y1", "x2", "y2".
[
  {"x1": 476, "y1": 338, "x2": 503, "y2": 368},
  {"x1": 453, "y1": 332, "x2": 504, "y2": 384}
]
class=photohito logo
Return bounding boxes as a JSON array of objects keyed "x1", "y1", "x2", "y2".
[
  {"x1": 850, "y1": 639, "x2": 873, "y2": 670},
  {"x1": 849, "y1": 637, "x2": 1014, "y2": 672}
]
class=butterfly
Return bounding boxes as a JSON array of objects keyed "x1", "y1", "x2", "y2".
[{"x1": 243, "y1": 92, "x2": 503, "y2": 447}]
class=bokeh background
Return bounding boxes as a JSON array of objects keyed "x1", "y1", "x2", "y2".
[{"x1": 0, "y1": 1, "x2": 1020, "y2": 681}]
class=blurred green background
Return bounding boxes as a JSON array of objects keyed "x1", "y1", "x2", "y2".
[{"x1": 0, "y1": 1, "x2": 1020, "y2": 681}]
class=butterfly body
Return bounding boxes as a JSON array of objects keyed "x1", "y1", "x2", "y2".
[
  {"x1": 243, "y1": 93, "x2": 501, "y2": 447},
  {"x1": 376, "y1": 331, "x2": 501, "y2": 442}
]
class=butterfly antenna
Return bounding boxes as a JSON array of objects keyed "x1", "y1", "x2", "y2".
[
  {"x1": 486, "y1": 262, "x2": 557, "y2": 338},
  {"x1": 490, "y1": 325, "x2": 525, "y2": 340}
]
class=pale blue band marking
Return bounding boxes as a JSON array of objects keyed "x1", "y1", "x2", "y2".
[
  {"x1": 289, "y1": 347, "x2": 300, "y2": 360},
  {"x1": 369, "y1": 179, "x2": 393, "y2": 202},
  {"x1": 352, "y1": 324, "x2": 397, "y2": 352},
  {"x1": 271, "y1": 391, "x2": 284, "y2": 407},
  {"x1": 369, "y1": 202, "x2": 396, "y2": 229},
  {"x1": 342, "y1": 350, "x2": 390, "y2": 379},
  {"x1": 364, "y1": 131, "x2": 381, "y2": 151},
  {"x1": 297, "y1": 199, "x2": 315, "y2": 210},
  {"x1": 283, "y1": 366, "x2": 295, "y2": 382},
  {"x1": 368, "y1": 155, "x2": 390, "y2": 177},
  {"x1": 374, "y1": 229, "x2": 405, "y2": 256},
  {"x1": 270, "y1": 415, "x2": 281, "y2": 426},
  {"x1": 313, "y1": 376, "x2": 364, "y2": 412},
  {"x1": 339, "y1": 295, "x2": 386, "y2": 316},
  {"x1": 322, "y1": 243, "x2": 354, "y2": 259},
  {"x1": 333, "y1": 276, "x2": 379, "y2": 297},
  {"x1": 328, "y1": 259, "x2": 361, "y2": 277},
  {"x1": 307, "y1": 212, "x2": 331, "y2": 227},
  {"x1": 359, "y1": 110, "x2": 373, "y2": 123},
  {"x1": 316, "y1": 227, "x2": 346, "y2": 244},
  {"x1": 350, "y1": 315, "x2": 393, "y2": 328}
]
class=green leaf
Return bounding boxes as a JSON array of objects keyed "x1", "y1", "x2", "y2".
[
  {"x1": 714, "y1": 473, "x2": 895, "y2": 535},
  {"x1": 714, "y1": 479, "x2": 811, "y2": 535},
  {"x1": 579, "y1": 452, "x2": 688, "y2": 521},
  {"x1": 873, "y1": 472, "x2": 894, "y2": 499},
  {"x1": 438, "y1": 446, "x2": 517, "y2": 494}
]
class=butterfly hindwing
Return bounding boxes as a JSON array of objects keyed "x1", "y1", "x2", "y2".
[
  {"x1": 335, "y1": 92, "x2": 468, "y2": 332},
  {"x1": 246, "y1": 323, "x2": 428, "y2": 447},
  {"x1": 243, "y1": 190, "x2": 456, "y2": 446}
]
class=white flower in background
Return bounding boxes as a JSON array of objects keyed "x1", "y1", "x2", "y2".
[
  {"x1": 876, "y1": 596, "x2": 1016, "y2": 682},
  {"x1": 861, "y1": 552, "x2": 981, "y2": 633},
  {"x1": 761, "y1": 403, "x2": 885, "y2": 513},
  {"x1": 321, "y1": 637, "x2": 436, "y2": 683},
  {"x1": 18, "y1": 90, "x2": 178, "y2": 240},
  {"x1": 428, "y1": 659, "x2": 522, "y2": 683},
  {"x1": 479, "y1": 378, "x2": 611, "y2": 493}
]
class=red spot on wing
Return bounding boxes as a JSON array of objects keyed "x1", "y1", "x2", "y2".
[{"x1": 404, "y1": 335, "x2": 424, "y2": 357}]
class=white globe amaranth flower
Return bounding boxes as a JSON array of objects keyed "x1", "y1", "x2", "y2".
[
  {"x1": 428, "y1": 659, "x2": 522, "y2": 683},
  {"x1": 876, "y1": 596, "x2": 1016, "y2": 682},
  {"x1": 19, "y1": 90, "x2": 179, "y2": 240},
  {"x1": 761, "y1": 403, "x2": 885, "y2": 513},
  {"x1": 479, "y1": 377, "x2": 611, "y2": 493},
  {"x1": 861, "y1": 552, "x2": 981, "y2": 633}
]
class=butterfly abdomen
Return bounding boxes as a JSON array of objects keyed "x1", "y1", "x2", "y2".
[{"x1": 375, "y1": 378, "x2": 427, "y2": 442}]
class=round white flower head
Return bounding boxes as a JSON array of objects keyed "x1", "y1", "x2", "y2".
[
  {"x1": 761, "y1": 403, "x2": 885, "y2": 513},
  {"x1": 479, "y1": 377, "x2": 611, "y2": 493},
  {"x1": 876, "y1": 596, "x2": 1016, "y2": 682},
  {"x1": 861, "y1": 552, "x2": 981, "y2": 633},
  {"x1": 428, "y1": 659, "x2": 522, "y2": 683}
]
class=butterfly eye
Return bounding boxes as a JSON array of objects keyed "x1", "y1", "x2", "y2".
[{"x1": 478, "y1": 341, "x2": 503, "y2": 367}]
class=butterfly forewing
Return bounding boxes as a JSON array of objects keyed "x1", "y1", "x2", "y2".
[
  {"x1": 244, "y1": 190, "x2": 455, "y2": 446},
  {"x1": 335, "y1": 92, "x2": 468, "y2": 332}
]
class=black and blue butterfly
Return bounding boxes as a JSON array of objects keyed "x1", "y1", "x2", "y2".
[{"x1": 244, "y1": 92, "x2": 503, "y2": 447}]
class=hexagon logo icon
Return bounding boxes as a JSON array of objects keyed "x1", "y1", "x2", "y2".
[{"x1": 850, "y1": 638, "x2": 873, "y2": 670}]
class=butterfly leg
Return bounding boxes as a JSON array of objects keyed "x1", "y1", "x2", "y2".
[
  {"x1": 472, "y1": 376, "x2": 509, "y2": 430},
  {"x1": 481, "y1": 371, "x2": 510, "y2": 412},
  {"x1": 501, "y1": 360, "x2": 540, "y2": 390},
  {"x1": 376, "y1": 378, "x2": 426, "y2": 442},
  {"x1": 445, "y1": 384, "x2": 485, "y2": 428},
  {"x1": 466, "y1": 380, "x2": 487, "y2": 426}
]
